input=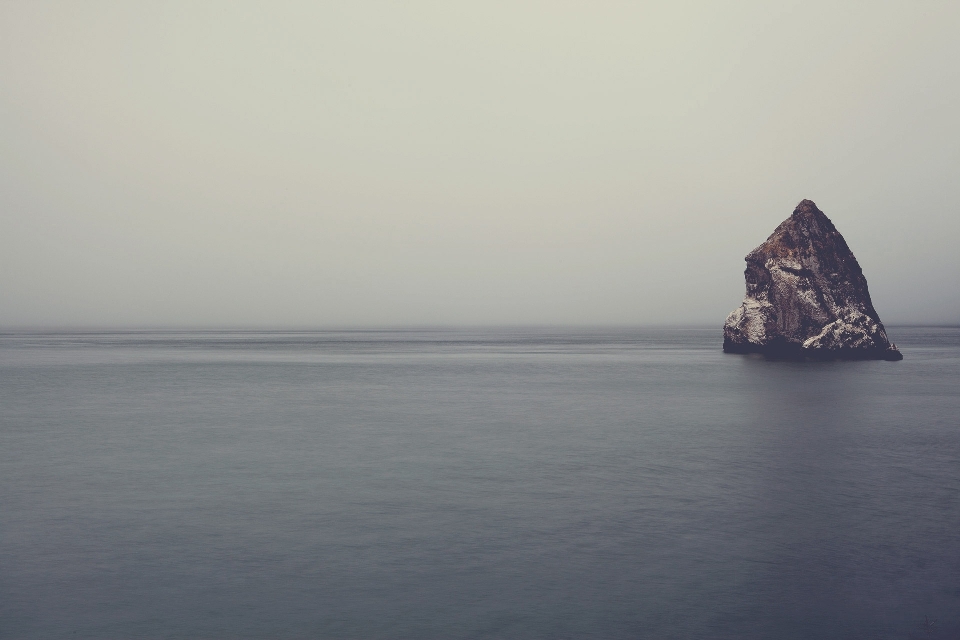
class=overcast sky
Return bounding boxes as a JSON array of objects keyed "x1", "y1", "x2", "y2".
[{"x1": 1, "y1": 1, "x2": 957, "y2": 328}]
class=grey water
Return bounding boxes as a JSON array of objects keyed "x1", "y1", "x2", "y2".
[{"x1": 1, "y1": 327, "x2": 958, "y2": 640}]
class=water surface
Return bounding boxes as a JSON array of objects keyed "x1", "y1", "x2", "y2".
[{"x1": 1, "y1": 327, "x2": 958, "y2": 639}]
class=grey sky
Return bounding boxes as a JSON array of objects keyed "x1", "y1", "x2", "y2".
[{"x1": 1, "y1": 1, "x2": 958, "y2": 328}]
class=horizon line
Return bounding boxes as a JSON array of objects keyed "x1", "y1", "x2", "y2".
[{"x1": 1, "y1": 322, "x2": 957, "y2": 334}]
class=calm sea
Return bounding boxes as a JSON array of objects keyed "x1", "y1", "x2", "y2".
[{"x1": 1, "y1": 327, "x2": 958, "y2": 639}]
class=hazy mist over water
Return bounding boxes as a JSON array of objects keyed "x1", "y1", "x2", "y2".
[
  {"x1": 1, "y1": 1, "x2": 959, "y2": 328},
  {"x1": 1, "y1": 327, "x2": 958, "y2": 638}
]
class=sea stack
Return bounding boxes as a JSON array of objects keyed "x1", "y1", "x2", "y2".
[{"x1": 723, "y1": 200, "x2": 902, "y2": 360}]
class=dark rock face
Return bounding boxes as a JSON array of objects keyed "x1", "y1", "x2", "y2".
[{"x1": 723, "y1": 200, "x2": 902, "y2": 360}]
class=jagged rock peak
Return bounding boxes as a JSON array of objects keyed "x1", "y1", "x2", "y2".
[{"x1": 723, "y1": 199, "x2": 902, "y2": 360}]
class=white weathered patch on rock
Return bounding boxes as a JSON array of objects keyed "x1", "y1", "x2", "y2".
[{"x1": 802, "y1": 311, "x2": 881, "y2": 350}]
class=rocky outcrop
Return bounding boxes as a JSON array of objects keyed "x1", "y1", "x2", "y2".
[{"x1": 723, "y1": 200, "x2": 902, "y2": 360}]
